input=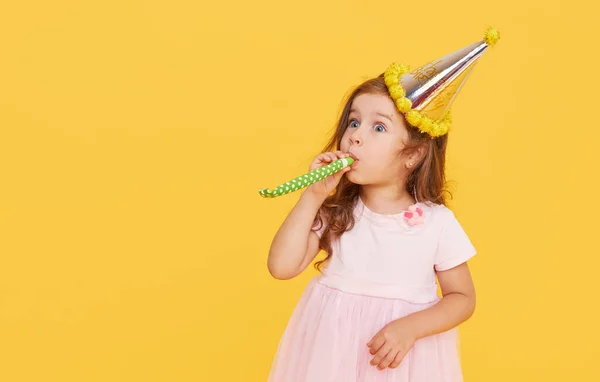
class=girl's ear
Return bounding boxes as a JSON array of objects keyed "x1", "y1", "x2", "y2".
[
  {"x1": 408, "y1": 143, "x2": 427, "y2": 165},
  {"x1": 417, "y1": 144, "x2": 428, "y2": 162}
]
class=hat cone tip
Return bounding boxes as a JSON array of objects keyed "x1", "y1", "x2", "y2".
[{"x1": 483, "y1": 26, "x2": 500, "y2": 47}]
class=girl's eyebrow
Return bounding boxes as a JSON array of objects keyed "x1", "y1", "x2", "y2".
[
  {"x1": 375, "y1": 112, "x2": 393, "y2": 123},
  {"x1": 349, "y1": 109, "x2": 393, "y2": 123}
]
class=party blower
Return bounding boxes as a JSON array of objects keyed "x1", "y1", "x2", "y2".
[{"x1": 258, "y1": 157, "x2": 354, "y2": 198}]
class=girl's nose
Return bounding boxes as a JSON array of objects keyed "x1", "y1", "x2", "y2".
[{"x1": 350, "y1": 131, "x2": 362, "y2": 146}]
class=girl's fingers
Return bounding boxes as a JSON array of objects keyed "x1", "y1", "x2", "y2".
[
  {"x1": 331, "y1": 166, "x2": 349, "y2": 183},
  {"x1": 370, "y1": 344, "x2": 392, "y2": 366},
  {"x1": 335, "y1": 151, "x2": 346, "y2": 159},
  {"x1": 379, "y1": 349, "x2": 399, "y2": 370},
  {"x1": 314, "y1": 154, "x2": 331, "y2": 167},
  {"x1": 389, "y1": 350, "x2": 406, "y2": 369},
  {"x1": 368, "y1": 337, "x2": 386, "y2": 355},
  {"x1": 312, "y1": 151, "x2": 351, "y2": 171}
]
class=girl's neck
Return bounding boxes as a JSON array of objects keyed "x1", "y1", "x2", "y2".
[{"x1": 359, "y1": 185, "x2": 416, "y2": 215}]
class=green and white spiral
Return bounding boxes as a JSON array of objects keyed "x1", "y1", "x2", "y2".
[{"x1": 259, "y1": 157, "x2": 354, "y2": 198}]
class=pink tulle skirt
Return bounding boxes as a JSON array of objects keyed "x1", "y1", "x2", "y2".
[{"x1": 268, "y1": 277, "x2": 463, "y2": 382}]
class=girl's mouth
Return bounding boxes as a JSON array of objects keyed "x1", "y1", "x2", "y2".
[{"x1": 347, "y1": 152, "x2": 359, "y2": 168}]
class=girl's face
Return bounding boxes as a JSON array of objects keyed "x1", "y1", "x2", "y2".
[{"x1": 340, "y1": 92, "x2": 412, "y2": 186}]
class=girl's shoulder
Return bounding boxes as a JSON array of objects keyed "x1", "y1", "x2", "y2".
[
  {"x1": 426, "y1": 201, "x2": 452, "y2": 215},
  {"x1": 417, "y1": 201, "x2": 467, "y2": 234}
]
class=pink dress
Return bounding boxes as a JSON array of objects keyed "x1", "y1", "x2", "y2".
[{"x1": 268, "y1": 197, "x2": 477, "y2": 382}]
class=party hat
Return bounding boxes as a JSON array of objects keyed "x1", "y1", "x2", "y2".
[{"x1": 384, "y1": 27, "x2": 500, "y2": 137}]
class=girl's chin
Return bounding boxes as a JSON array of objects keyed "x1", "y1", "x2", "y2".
[{"x1": 345, "y1": 170, "x2": 362, "y2": 184}]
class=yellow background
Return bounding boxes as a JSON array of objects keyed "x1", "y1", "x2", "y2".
[{"x1": 1, "y1": 0, "x2": 599, "y2": 381}]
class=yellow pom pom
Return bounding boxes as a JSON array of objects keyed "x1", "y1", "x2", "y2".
[
  {"x1": 419, "y1": 116, "x2": 434, "y2": 133},
  {"x1": 388, "y1": 85, "x2": 405, "y2": 99},
  {"x1": 438, "y1": 121, "x2": 451, "y2": 136},
  {"x1": 386, "y1": 63, "x2": 411, "y2": 78},
  {"x1": 386, "y1": 63, "x2": 401, "y2": 76},
  {"x1": 484, "y1": 26, "x2": 500, "y2": 47},
  {"x1": 428, "y1": 122, "x2": 443, "y2": 137},
  {"x1": 395, "y1": 97, "x2": 412, "y2": 113},
  {"x1": 397, "y1": 64, "x2": 411, "y2": 74},
  {"x1": 406, "y1": 110, "x2": 422, "y2": 127},
  {"x1": 385, "y1": 74, "x2": 399, "y2": 87}
]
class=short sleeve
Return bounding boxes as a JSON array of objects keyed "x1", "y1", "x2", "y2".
[{"x1": 434, "y1": 209, "x2": 477, "y2": 271}]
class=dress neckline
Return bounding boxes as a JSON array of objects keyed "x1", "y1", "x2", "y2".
[
  {"x1": 355, "y1": 195, "x2": 433, "y2": 231},
  {"x1": 357, "y1": 195, "x2": 421, "y2": 216}
]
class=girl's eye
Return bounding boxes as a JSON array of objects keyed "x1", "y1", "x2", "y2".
[
  {"x1": 374, "y1": 123, "x2": 386, "y2": 132},
  {"x1": 349, "y1": 120, "x2": 360, "y2": 128}
]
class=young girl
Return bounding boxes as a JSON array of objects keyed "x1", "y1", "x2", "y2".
[{"x1": 266, "y1": 28, "x2": 499, "y2": 382}]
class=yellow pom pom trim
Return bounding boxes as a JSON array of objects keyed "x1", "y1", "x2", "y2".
[
  {"x1": 388, "y1": 84, "x2": 405, "y2": 99},
  {"x1": 419, "y1": 117, "x2": 434, "y2": 133},
  {"x1": 384, "y1": 74, "x2": 399, "y2": 87},
  {"x1": 384, "y1": 63, "x2": 451, "y2": 138},
  {"x1": 395, "y1": 97, "x2": 412, "y2": 113},
  {"x1": 406, "y1": 110, "x2": 422, "y2": 126},
  {"x1": 484, "y1": 26, "x2": 500, "y2": 47}
]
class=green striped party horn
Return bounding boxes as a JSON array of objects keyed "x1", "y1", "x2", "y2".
[{"x1": 259, "y1": 157, "x2": 354, "y2": 198}]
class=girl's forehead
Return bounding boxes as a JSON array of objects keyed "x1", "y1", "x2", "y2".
[{"x1": 351, "y1": 93, "x2": 396, "y2": 114}]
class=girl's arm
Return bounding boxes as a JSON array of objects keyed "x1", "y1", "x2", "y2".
[
  {"x1": 266, "y1": 151, "x2": 350, "y2": 280},
  {"x1": 367, "y1": 262, "x2": 476, "y2": 369},
  {"x1": 267, "y1": 191, "x2": 325, "y2": 280},
  {"x1": 400, "y1": 262, "x2": 476, "y2": 338}
]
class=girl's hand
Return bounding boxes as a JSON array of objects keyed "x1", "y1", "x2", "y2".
[
  {"x1": 366, "y1": 319, "x2": 416, "y2": 370},
  {"x1": 304, "y1": 151, "x2": 351, "y2": 199}
]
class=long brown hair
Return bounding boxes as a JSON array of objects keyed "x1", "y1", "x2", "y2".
[{"x1": 313, "y1": 73, "x2": 453, "y2": 271}]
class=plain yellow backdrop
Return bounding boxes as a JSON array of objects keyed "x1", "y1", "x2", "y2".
[{"x1": 1, "y1": 0, "x2": 599, "y2": 381}]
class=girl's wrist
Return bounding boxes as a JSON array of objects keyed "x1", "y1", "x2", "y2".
[
  {"x1": 389, "y1": 316, "x2": 420, "y2": 341},
  {"x1": 301, "y1": 188, "x2": 327, "y2": 207}
]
